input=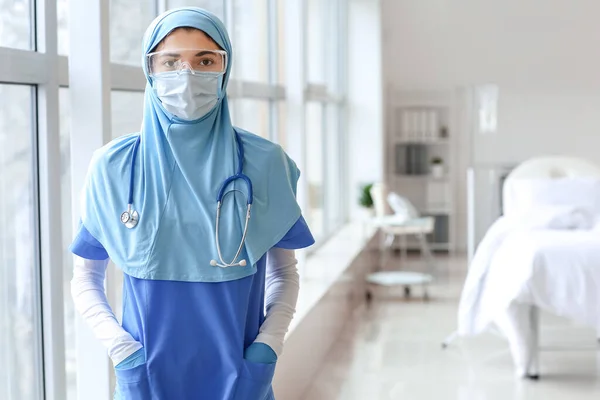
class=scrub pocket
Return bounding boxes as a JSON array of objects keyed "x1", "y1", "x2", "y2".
[
  {"x1": 233, "y1": 359, "x2": 277, "y2": 400},
  {"x1": 114, "y1": 362, "x2": 151, "y2": 400}
]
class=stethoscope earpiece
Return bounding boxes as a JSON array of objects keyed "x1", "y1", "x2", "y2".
[{"x1": 210, "y1": 258, "x2": 248, "y2": 268}]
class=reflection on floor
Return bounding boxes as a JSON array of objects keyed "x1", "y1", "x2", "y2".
[{"x1": 302, "y1": 254, "x2": 600, "y2": 400}]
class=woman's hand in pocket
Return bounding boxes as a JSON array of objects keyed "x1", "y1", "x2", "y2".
[
  {"x1": 243, "y1": 342, "x2": 277, "y2": 364},
  {"x1": 115, "y1": 347, "x2": 146, "y2": 370},
  {"x1": 113, "y1": 347, "x2": 151, "y2": 399}
]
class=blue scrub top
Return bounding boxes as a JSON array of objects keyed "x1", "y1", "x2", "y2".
[{"x1": 70, "y1": 216, "x2": 313, "y2": 400}]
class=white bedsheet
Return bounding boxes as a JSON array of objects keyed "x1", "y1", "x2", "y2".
[{"x1": 458, "y1": 206, "x2": 600, "y2": 337}]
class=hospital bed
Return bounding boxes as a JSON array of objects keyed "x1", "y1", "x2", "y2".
[{"x1": 456, "y1": 156, "x2": 600, "y2": 379}]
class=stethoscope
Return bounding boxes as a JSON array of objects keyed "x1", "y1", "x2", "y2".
[{"x1": 120, "y1": 132, "x2": 253, "y2": 268}]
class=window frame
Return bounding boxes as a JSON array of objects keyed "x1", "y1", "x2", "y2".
[{"x1": 302, "y1": 0, "x2": 348, "y2": 252}]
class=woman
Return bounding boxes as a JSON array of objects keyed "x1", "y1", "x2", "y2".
[{"x1": 70, "y1": 7, "x2": 314, "y2": 400}]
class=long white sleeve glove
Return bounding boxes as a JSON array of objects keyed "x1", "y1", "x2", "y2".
[
  {"x1": 255, "y1": 248, "x2": 300, "y2": 357},
  {"x1": 70, "y1": 256, "x2": 142, "y2": 366}
]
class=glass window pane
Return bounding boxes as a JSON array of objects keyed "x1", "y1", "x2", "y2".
[
  {"x1": 232, "y1": 99, "x2": 270, "y2": 138},
  {"x1": 305, "y1": 102, "x2": 324, "y2": 239},
  {"x1": 232, "y1": 0, "x2": 269, "y2": 82},
  {"x1": 306, "y1": 0, "x2": 325, "y2": 84},
  {"x1": 324, "y1": 0, "x2": 341, "y2": 94},
  {"x1": 167, "y1": 0, "x2": 224, "y2": 19},
  {"x1": 111, "y1": 91, "x2": 145, "y2": 139},
  {"x1": 0, "y1": 84, "x2": 42, "y2": 399},
  {"x1": 326, "y1": 104, "x2": 342, "y2": 230},
  {"x1": 58, "y1": 88, "x2": 78, "y2": 400},
  {"x1": 276, "y1": 0, "x2": 286, "y2": 85},
  {"x1": 110, "y1": 0, "x2": 155, "y2": 65},
  {"x1": 276, "y1": 101, "x2": 287, "y2": 149},
  {"x1": 57, "y1": 0, "x2": 69, "y2": 55},
  {"x1": 0, "y1": 0, "x2": 32, "y2": 50}
]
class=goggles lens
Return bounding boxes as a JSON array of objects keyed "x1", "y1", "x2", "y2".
[{"x1": 147, "y1": 49, "x2": 227, "y2": 75}]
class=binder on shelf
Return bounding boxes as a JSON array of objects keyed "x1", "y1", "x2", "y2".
[
  {"x1": 410, "y1": 111, "x2": 419, "y2": 141},
  {"x1": 395, "y1": 144, "x2": 406, "y2": 174},
  {"x1": 420, "y1": 111, "x2": 428, "y2": 142},
  {"x1": 395, "y1": 143, "x2": 428, "y2": 175},
  {"x1": 400, "y1": 110, "x2": 409, "y2": 142}
]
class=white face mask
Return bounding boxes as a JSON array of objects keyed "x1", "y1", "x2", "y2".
[{"x1": 152, "y1": 71, "x2": 223, "y2": 121}]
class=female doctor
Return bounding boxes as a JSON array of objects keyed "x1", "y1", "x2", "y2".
[{"x1": 70, "y1": 7, "x2": 314, "y2": 400}]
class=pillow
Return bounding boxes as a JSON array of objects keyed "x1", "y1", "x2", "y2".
[
  {"x1": 503, "y1": 178, "x2": 600, "y2": 218},
  {"x1": 516, "y1": 205, "x2": 594, "y2": 230}
]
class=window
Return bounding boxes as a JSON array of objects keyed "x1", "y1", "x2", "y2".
[
  {"x1": 58, "y1": 87, "x2": 78, "y2": 400},
  {"x1": 232, "y1": 0, "x2": 269, "y2": 83},
  {"x1": 305, "y1": 102, "x2": 325, "y2": 239},
  {"x1": 111, "y1": 91, "x2": 145, "y2": 138},
  {"x1": 0, "y1": 0, "x2": 33, "y2": 50},
  {"x1": 306, "y1": 0, "x2": 325, "y2": 84},
  {"x1": 275, "y1": 0, "x2": 286, "y2": 85},
  {"x1": 324, "y1": 0, "x2": 342, "y2": 94},
  {"x1": 302, "y1": 0, "x2": 347, "y2": 243},
  {"x1": 57, "y1": 0, "x2": 69, "y2": 55},
  {"x1": 325, "y1": 104, "x2": 342, "y2": 230},
  {"x1": 275, "y1": 101, "x2": 287, "y2": 148},
  {"x1": 110, "y1": 0, "x2": 155, "y2": 65},
  {"x1": 0, "y1": 84, "x2": 43, "y2": 399},
  {"x1": 168, "y1": 0, "x2": 225, "y2": 19},
  {"x1": 232, "y1": 99, "x2": 270, "y2": 138}
]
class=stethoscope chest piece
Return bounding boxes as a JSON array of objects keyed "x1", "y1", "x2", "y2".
[{"x1": 121, "y1": 206, "x2": 139, "y2": 229}]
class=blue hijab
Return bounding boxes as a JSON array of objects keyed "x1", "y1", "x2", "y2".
[{"x1": 80, "y1": 8, "x2": 302, "y2": 282}]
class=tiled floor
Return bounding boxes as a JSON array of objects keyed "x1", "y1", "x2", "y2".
[{"x1": 302, "y1": 254, "x2": 600, "y2": 400}]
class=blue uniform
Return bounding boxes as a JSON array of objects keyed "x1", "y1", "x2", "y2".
[{"x1": 71, "y1": 217, "x2": 313, "y2": 399}]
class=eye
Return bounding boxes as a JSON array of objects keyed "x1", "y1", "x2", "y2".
[
  {"x1": 163, "y1": 59, "x2": 177, "y2": 68},
  {"x1": 199, "y1": 58, "x2": 215, "y2": 67}
]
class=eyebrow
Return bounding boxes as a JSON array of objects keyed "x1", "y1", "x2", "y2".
[
  {"x1": 196, "y1": 51, "x2": 217, "y2": 57},
  {"x1": 157, "y1": 51, "x2": 219, "y2": 58},
  {"x1": 159, "y1": 52, "x2": 181, "y2": 58}
]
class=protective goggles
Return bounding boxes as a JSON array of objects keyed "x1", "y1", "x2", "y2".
[{"x1": 146, "y1": 48, "x2": 228, "y2": 76}]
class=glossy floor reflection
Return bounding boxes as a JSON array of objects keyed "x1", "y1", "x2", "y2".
[{"x1": 302, "y1": 254, "x2": 600, "y2": 400}]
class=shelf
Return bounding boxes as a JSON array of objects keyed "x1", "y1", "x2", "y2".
[
  {"x1": 429, "y1": 243, "x2": 451, "y2": 251},
  {"x1": 422, "y1": 209, "x2": 453, "y2": 216},
  {"x1": 388, "y1": 93, "x2": 455, "y2": 256},
  {"x1": 395, "y1": 139, "x2": 450, "y2": 145},
  {"x1": 394, "y1": 174, "x2": 450, "y2": 182}
]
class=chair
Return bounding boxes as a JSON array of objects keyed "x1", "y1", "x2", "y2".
[{"x1": 366, "y1": 183, "x2": 436, "y2": 300}]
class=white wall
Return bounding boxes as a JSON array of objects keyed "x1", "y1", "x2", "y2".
[
  {"x1": 382, "y1": 0, "x2": 600, "y2": 91},
  {"x1": 348, "y1": 0, "x2": 384, "y2": 219},
  {"x1": 382, "y1": 0, "x2": 600, "y2": 249},
  {"x1": 472, "y1": 89, "x2": 600, "y2": 165}
]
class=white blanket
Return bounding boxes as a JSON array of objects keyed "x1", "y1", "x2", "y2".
[{"x1": 458, "y1": 205, "x2": 600, "y2": 336}]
